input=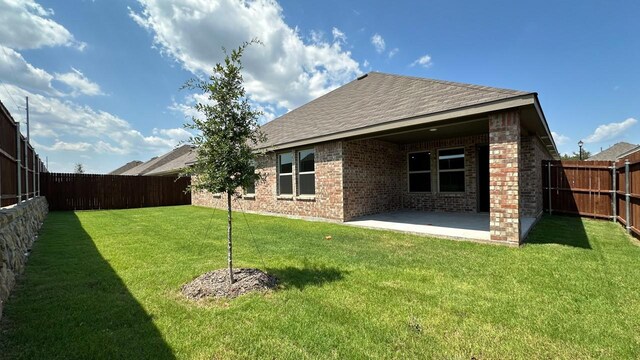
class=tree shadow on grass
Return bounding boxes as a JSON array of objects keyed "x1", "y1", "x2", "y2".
[
  {"x1": 525, "y1": 215, "x2": 592, "y2": 249},
  {"x1": 266, "y1": 266, "x2": 346, "y2": 290},
  {"x1": 0, "y1": 212, "x2": 175, "y2": 359}
]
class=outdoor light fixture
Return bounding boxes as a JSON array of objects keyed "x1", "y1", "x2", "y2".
[
  {"x1": 429, "y1": 128, "x2": 438, "y2": 132},
  {"x1": 578, "y1": 140, "x2": 584, "y2": 160}
]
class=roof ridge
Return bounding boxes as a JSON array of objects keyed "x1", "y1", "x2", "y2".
[{"x1": 369, "y1": 71, "x2": 531, "y2": 96}]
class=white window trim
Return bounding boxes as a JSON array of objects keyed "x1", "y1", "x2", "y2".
[
  {"x1": 297, "y1": 148, "x2": 315, "y2": 196},
  {"x1": 277, "y1": 152, "x2": 294, "y2": 195},
  {"x1": 407, "y1": 151, "x2": 431, "y2": 193},
  {"x1": 437, "y1": 147, "x2": 465, "y2": 193}
]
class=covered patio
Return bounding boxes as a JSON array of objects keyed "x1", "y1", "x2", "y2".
[{"x1": 346, "y1": 211, "x2": 537, "y2": 242}]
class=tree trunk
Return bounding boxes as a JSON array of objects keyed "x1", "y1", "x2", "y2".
[{"x1": 227, "y1": 192, "x2": 234, "y2": 284}]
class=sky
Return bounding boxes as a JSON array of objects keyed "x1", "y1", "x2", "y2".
[{"x1": 0, "y1": 0, "x2": 638, "y2": 173}]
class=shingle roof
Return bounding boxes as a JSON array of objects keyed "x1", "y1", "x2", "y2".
[
  {"x1": 145, "y1": 147, "x2": 197, "y2": 176},
  {"x1": 121, "y1": 145, "x2": 193, "y2": 175},
  {"x1": 107, "y1": 160, "x2": 143, "y2": 175},
  {"x1": 586, "y1": 142, "x2": 639, "y2": 161},
  {"x1": 258, "y1": 72, "x2": 532, "y2": 148}
]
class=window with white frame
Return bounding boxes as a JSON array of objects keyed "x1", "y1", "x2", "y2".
[
  {"x1": 297, "y1": 149, "x2": 315, "y2": 195},
  {"x1": 277, "y1": 153, "x2": 293, "y2": 195},
  {"x1": 408, "y1": 151, "x2": 431, "y2": 192},
  {"x1": 438, "y1": 148, "x2": 465, "y2": 192}
]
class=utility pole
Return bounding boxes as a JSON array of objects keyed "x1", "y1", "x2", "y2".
[{"x1": 25, "y1": 96, "x2": 30, "y2": 199}]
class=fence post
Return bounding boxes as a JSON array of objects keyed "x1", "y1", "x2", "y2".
[
  {"x1": 16, "y1": 122, "x2": 22, "y2": 203},
  {"x1": 612, "y1": 162, "x2": 617, "y2": 222},
  {"x1": 625, "y1": 159, "x2": 631, "y2": 233},
  {"x1": 24, "y1": 141, "x2": 29, "y2": 200},
  {"x1": 547, "y1": 161, "x2": 553, "y2": 215},
  {"x1": 32, "y1": 149, "x2": 36, "y2": 199}
]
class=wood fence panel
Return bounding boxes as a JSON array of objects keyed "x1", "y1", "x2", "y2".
[
  {"x1": 545, "y1": 156, "x2": 640, "y2": 239},
  {"x1": 40, "y1": 173, "x2": 191, "y2": 211}
]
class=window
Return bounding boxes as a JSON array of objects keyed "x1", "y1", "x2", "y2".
[
  {"x1": 297, "y1": 149, "x2": 315, "y2": 195},
  {"x1": 244, "y1": 161, "x2": 256, "y2": 195},
  {"x1": 438, "y1": 148, "x2": 465, "y2": 192},
  {"x1": 278, "y1": 153, "x2": 293, "y2": 195},
  {"x1": 408, "y1": 151, "x2": 431, "y2": 192}
]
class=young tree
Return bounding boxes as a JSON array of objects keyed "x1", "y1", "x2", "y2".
[
  {"x1": 74, "y1": 163, "x2": 85, "y2": 174},
  {"x1": 183, "y1": 41, "x2": 264, "y2": 284}
]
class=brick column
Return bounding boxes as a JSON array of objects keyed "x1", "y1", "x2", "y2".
[{"x1": 489, "y1": 111, "x2": 521, "y2": 244}]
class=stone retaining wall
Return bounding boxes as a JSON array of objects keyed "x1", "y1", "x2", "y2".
[{"x1": 0, "y1": 197, "x2": 48, "y2": 319}]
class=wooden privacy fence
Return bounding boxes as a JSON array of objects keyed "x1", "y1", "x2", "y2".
[
  {"x1": 0, "y1": 100, "x2": 46, "y2": 207},
  {"x1": 543, "y1": 151, "x2": 640, "y2": 238},
  {"x1": 41, "y1": 173, "x2": 191, "y2": 211}
]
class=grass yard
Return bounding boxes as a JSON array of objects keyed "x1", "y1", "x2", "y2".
[{"x1": 1, "y1": 206, "x2": 640, "y2": 359}]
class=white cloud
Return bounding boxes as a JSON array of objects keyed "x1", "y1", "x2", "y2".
[
  {"x1": 371, "y1": 33, "x2": 385, "y2": 53},
  {"x1": 584, "y1": 118, "x2": 638, "y2": 143},
  {"x1": 0, "y1": 44, "x2": 59, "y2": 95},
  {"x1": 130, "y1": 0, "x2": 361, "y2": 110},
  {"x1": 411, "y1": 54, "x2": 433, "y2": 68},
  {"x1": 54, "y1": 68, "x2": 103, "y2": 97},
  {"x1": 40, "y1": 140, "x2": 92, "y2": 152},
  {"x1": 551, "y1": 131, "x2": 570, "y2": 146},
  {"x1": 2, "y1": 83, "x2": 190, "y2": 158},
  {"x1": 388, "y1": 48, "x2": 398, "y2": 58},
  {"x1": 331, "y1": 27, "x2": 346, "y2": 44},
  {"x1": 0, "y1": 0, "x2": 85, "y2": 50},
  {"x1": 363, "y1": 59, "x2": 370, "y2": 69}
]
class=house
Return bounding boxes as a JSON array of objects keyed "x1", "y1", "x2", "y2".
[
  {"x1": 107, "y1": 160, "x2": 143, "y2": 175},
  {"x1": 192, "y1": 72, "x2": 559, "y2": 245},
  {"x1": 117, "y1": 144, "x2": 194, "y2": 176},
  {"x1": 587, "y1": 142, "x2": 639, "y2": 161}
]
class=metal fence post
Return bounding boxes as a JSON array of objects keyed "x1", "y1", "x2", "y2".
[
  {"x1": 547, "y1": 161, "x2": 553, "y2": 215},
  {"x1": 16, "y1": 122, "x2": 22, "y2": 203},
  {"x1": 625, "y1": 159, "x2": 631, "y2": 233},
  {"x1": 612, "y1": 162, "x2": 617, "y2": 222},
  {"x1": 32, "y1": 149, "x2": 36, "y2": 199}
]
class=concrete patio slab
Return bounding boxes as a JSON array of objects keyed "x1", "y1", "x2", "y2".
[{"x1": 346, "y1": 211, "x2": 536, "y2": 242}]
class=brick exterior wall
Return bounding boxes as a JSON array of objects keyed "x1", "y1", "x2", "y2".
[
  {"x1": 519, "y1": 135, "x2": 552, "y2": 217},
  {"x1": 489, "y1": 111, "x2": 521, "y2": 244},
  {"x1": 342, "y1": 139, "x2": 403, "y2": 220},
  {"x1": 192, "y1": 141, "x2": 345, "y2": 221},
  {"x1": 402, "y1": 134, "x2": 488, "y2": 213},
  {"x1": 192, "y1": 111, "x2": 550, "y2": 246}
]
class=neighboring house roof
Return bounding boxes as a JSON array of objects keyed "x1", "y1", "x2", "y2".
[
  {"x1": 145, "y1": 147, "x2": 197, "y2": 176},
  {"x1": 616, "y1": 145, "x2": 640, "y2": 160},
  {"x1": 107, "y1": 160, "x2": 143, "y2": 175},
  {"x1": 586, "y1": 142, "x2": 639, "y2": 161},
  {"x1": 258, "y1": 71, "x2": 535, "y2": 150},
  {"x1": 121, "y1": 145, "x2": 193, "y2": 175}
]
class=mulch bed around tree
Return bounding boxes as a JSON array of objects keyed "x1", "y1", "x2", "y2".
[{"x1": 181, "y1": 268, "x2": 277, "y2": 300}]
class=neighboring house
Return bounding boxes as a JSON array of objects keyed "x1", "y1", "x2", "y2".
[
  {"x1": 119, "y1": 144, "x2": 193, "y2": 176},
  {"x1": 107, "y1": 160, "x2": 143, "y2": 175},
  {"x1": 586, "y1": 142, "x2": 639, "y2": 161},
  {"x1": 192, "y1": 72, "x2": 559, "y2": 245}
]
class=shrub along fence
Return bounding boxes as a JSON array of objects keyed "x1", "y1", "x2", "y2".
[
  {"x1": 41, "y1": 173, "x2": 191, "y2": 211},
  {"x1": 543, "y1": 150, "x2": 640, "y2": 239},
  {"x1": 0, "y1": 100, "x2": 46, "y2": 207}
]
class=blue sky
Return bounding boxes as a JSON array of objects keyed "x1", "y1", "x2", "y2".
[{"x1": 0, "y1": 0, "x2": 638, "y2": 173}]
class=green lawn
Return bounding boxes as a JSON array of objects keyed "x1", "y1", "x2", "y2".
[{"x1": 1, "y1": 206, "x2": 640, "y2": 359}]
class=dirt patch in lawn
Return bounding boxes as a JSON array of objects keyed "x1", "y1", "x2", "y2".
[{"x1": 181, "y1": 268, "x2": 277, "y2": 300}]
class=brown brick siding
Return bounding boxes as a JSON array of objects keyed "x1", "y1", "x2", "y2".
[
  {"x1": 342, "y1": 139, "x2": 403, "y2": 220},
  {"x1": 519, "y1": 135, "x2": 552, "y2": 217},
  {"x1": 489, "y1": 111, "x2": 520, "y2": 244},
  {"x1": 192, "y1": 141, "x2": 345, "y2": 220},
  {"x1": 402, "y1": 134, "x2": 488, "y2": 213}
]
